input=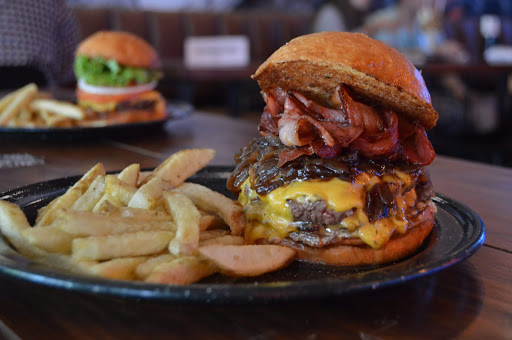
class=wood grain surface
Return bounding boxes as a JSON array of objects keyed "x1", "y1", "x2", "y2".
[{"x1": 0, "y1": 112, "x2": 510, "y2": 339}]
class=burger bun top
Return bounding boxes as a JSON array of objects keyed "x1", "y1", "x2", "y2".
[
  {"x1": 76, "y1": 31, "x2": 160, "y2": 69},
  {"x1": 253, "y1": 32, "x2": 438, "y2": 129}
]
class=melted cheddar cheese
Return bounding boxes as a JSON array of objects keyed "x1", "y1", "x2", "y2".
[{"x1": 239, "y1": 170, "x2": 416, "y2": 249}]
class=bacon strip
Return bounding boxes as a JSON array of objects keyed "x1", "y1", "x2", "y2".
[
  {"x1": 262, "y1": 86, "x2": 435, "y2": 166},
  {"x1": 335, "y1": 86, "x2": 383, "y2": 133},
  {"x1": 259, "y1": 107, "x2": 279, "y2": 135},
  {"x1": 402, "y1": 125, "x2": 436, "y2": 165},
  {"x1": 350, "y1": 110, "x2": 399, "y2": 158},
  {"x1": 290, "y1": 91, "x2": 347, "y2": 123},
  {"x1": 263, "y1": 93, "x2": 281, "y2": 117},
  {"x1": 278, "y1": 97, "x2": 335, "y2": 148},
  {"x1": 320, "y1": 121, "x2": 363, "y2": 147}
]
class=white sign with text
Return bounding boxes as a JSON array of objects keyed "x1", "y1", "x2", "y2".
[{"x1": 184, "y1": 35, "x2": 250, "y2": 69}]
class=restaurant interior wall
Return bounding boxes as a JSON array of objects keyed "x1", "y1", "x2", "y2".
[{"x1": 69, "y1": 6, "x2": 512, "y2": 168}]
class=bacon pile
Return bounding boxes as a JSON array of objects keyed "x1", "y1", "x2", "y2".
[{"x1": 258, "y1": 86, "x2": 435, "y2": 167}]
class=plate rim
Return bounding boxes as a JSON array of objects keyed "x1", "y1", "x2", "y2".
[
  {"x1": 0, "y1": 166, "x2": 486, "y2": 303},
  {"x1": 0, "y1": 101, "x2": 192, "y2": 136}
]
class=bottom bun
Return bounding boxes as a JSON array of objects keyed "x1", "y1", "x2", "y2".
[{"x1": 280, "y1": 206, "x2": 435, "y2": 266}]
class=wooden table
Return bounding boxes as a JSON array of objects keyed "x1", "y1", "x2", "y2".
[{"x1": 0, "y1": 112, "x2": 510, "y2": 339}]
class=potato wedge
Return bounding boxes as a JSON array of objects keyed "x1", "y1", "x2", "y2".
[{"x1": 199, "y1": 245, "x2": 296, "y2": 277}]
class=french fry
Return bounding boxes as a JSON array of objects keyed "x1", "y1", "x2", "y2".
[
  {"x1": 199, "y1": 235, "x2": 245, "y2": 247},
  {"x1": 0, "y1": 83, "x2": 38, "y2": 126},
  {"x1": 0, "y1": 200, "x2": 40, "y2": 257},
  {"x1": 0, "y1": 147, "x2": 306, "y2": 285},
  {"x1": 141, "y1": 149, "x2": 215, "y2": 186},
  {"x1": 72, "y1": 230, "x2": 175, "y2": 261},
  {"x1": 178, "y1": 182, "x2": 246, "y2": 236},
  {"x1": 199, "y1": 245, "x2": 296, "y2": 277},
  {"x1": 137, "y1": 171, "x2": 152, "y2": 186},
  {"x1": 55, "y1": 209, "x2": 176, "y2": 236},
  {"x1": 135, "y1": 253, "x2": 177, "y2": 280},
  {"x1": 145, "y1": 256, "x2": 217, "y2": 284},
  {"x1": 128, "y1": 177, "x2": 173, "y2": 210},
  {"x1": 165, "y1": 191, "x2": 201, "y2": 256},
  {"x1": 110, "y1": 206, "x2": 170, "y2": 219},
  {"x1": 30, "y1": 99, "x2": 85, "y2": 120},
  {"x1": 0, "y1": 89, "x2": 18, "y2": 112},
  {"x1": 18, "y1": 108, "x2": 33, "y2": 122},
  {"x1": 35, "y1": 163, "x2": 106, "y2": 227},
  {"x1": 104, "y1": 175, "x2": 137, "y2": 205},
  {"x1": 92, "y1": 193, "x2": 122, "y2": 213},
  {"x1": 199, "y1": 215, "x2": 216, "y2": 231},
  {"x1": 71, "y1": 175, "x2": 106, "y2": 211},
  {"x1": 40, "y1": 109, "x2": 71, "y2": 127},
  {"x1": 80, "y1": 257, "x2": 148, "y2": 280},
  {"x1": 199, "y1": 229, "x2": 231, "y2": 241},
  {"x1": 21, "y1": 225, "x2": 74, "y2": 254},
  {"x1": 117, "y1": 163, "x2": 140, "y2": 187},
  {"x1": 0, "y1": 200, "x2": 82, "y2": 273}
]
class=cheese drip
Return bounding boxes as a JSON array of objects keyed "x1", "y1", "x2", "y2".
[{"x1": 239, "y1": 171, "x2": 416, "y2": 249}]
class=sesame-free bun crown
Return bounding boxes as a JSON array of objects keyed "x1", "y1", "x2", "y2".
[
  {"x1": 76, "y1": 31, "x2": 160, "y2": 69},
  {"x1": 253, "y1": 32, "x2": 438, "y2": 129}
]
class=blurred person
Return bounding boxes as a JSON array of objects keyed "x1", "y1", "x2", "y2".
[
  {"x1": 0, "y1": 0, "x2": 79, "y2": 90},
  {"x1": 236, "y1": 0, "x2": 321, "y2": 12},
  {"x1": 312, "y1": 1, "x2": 347, "y2": 33},
  {"x1": 443, "y1": 0, "x2": 485, "y2": 62},
  {"x1": 357, "y1": 0, "x2": 424, "y2": 52},
  {"x1": 136, "y1": 0, "x2": 242, "y2": 11}
]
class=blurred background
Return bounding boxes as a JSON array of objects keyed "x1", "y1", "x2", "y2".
[{"x1": 2, "y1": 0, "x2": 511, "y2": 167}]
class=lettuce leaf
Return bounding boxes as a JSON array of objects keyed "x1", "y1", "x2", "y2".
[{"x1": 74, "y1": 55, "x2": 162, "y2": 86}]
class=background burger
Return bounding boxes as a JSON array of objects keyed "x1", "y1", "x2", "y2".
[
  {"x1": 227, "y1": 32, "x2": 438, "y2": 265},
  {"x1": 74, "y1": 31, "x2": 166, "y2": 124}
]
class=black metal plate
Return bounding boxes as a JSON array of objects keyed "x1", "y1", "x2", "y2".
[
  {"x1": 0, "y1": 101, "x2": 192, "y2": 141},
  {"x1": 0, "y1": 166, "x2": 485, "y2": 303}
]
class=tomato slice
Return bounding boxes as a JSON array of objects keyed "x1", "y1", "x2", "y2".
[{"x1": 76, "y1": 88, "x2": 149, "y2": 104}]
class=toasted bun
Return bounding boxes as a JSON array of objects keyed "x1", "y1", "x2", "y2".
[
  {"x1": 279, "y1": 206, "x2": 435, "y2": 266},
  {"x1": 76, "y1": 31, "x2": 160, "y2": 68},
  {"x1": 253, "y1": 32, "x2": 438, "y2": 129}
]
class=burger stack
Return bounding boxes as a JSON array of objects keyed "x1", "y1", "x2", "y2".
[{"x1": 227, "y1": 32, "x2": 439, "y2": 265}]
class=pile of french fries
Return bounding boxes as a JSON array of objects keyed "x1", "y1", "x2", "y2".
[
  {"x1": 0, "y1": 83, "x2": 86, "y2": 128},
  {"x1": 0, "y1": 149, "x2": 296, "y2": 284}
]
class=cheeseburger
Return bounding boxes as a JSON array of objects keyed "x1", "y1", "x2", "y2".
[
  {"x1": 227, "y1": 32, "x2": 438, "y2": 265},
  {"x1": 74, "y1": 31, "x2": 166, "y2": 124}
]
